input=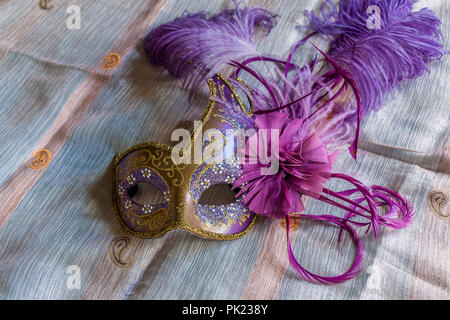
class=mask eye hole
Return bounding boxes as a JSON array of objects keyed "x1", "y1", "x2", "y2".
[
  {"x1": 198, "y1": 183, "x2": 238, "y2": 206},
  {"x1": 127, "y1": 182, "x2": 168, "y2": 206}
]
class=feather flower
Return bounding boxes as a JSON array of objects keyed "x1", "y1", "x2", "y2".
[{"x1": 233, "y1": 112, "x2": 337, "y2": 219}]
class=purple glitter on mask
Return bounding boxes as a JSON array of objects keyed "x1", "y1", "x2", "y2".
[{"x1": 190, "y1": 162, "x2": 251, "y2": 229}]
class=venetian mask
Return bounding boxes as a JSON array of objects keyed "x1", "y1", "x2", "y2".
[{"x1": 113, "y1": 74, "x2": 257, "y2": 240}]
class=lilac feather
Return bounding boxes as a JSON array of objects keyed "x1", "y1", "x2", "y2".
[
  {"x1": 304, "y1": 0, "x2": 446, "y2": 116},
  {"x1": 144, "y1": 1, "x2": 277, "y2": 90}
]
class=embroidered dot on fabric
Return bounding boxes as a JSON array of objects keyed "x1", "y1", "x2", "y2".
[
  {"x1": 38, "y1": 0, "x2": 53, "y2": 10},
  {"x1": 30, "y1": 149, "x2": 52, "y2": 170},
  {"x1": 428, "y1": 190, "x2": 450, "y2": 220},
  {"x1": 280, "y1": 213, "x2": 301, "y2": 231},
  {"x1": 103, "y1": 53, "x2": 121, "y2": 70},
  {"x1": 109, "y1": 236, "x2": 134, "y2": 268}
]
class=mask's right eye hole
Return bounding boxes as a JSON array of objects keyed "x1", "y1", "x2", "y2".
[
  {"x1": 198, "y1": 184, "x2": 238, "y2": 206},
  {"x1": 127, "y1": 182, "x2": 167, "y2": 206}
]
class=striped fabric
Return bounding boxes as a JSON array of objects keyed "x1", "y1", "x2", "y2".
[{"x1": 0, "y1": 0, "x2": 448, "y2": 300}]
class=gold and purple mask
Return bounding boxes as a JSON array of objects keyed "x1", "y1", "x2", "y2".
[{"x1": 112, "y1": 75, "x2": 256, "y2": 240}]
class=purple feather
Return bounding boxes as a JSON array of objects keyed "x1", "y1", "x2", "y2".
[
  {"x1": 286, "y1": 173, "x2": 414, "y2": 284},
  {"x1": 304, "y1": 0, "x2": 446, "y2": 116},
  {"x1": 286, "y1": 214, "x2": 365, "y2": 284},
  {"x1": 229, "y1": 55, "x2": 358, "y2": 152},
  {"x1": 144, "y1": 1, "x2": 277, "y2": 90}
]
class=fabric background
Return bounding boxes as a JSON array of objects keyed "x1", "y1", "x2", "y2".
[{"x1": 0, "y1": 0, "x2": 448, "y2": 300}]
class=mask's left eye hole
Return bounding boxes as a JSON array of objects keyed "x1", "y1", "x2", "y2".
[
  {"x1": 127, "y1": 182, "x2": 167, "y2": 205},
  {"x1": 198, "y1": 183, "x2": 238, "y2": 206}
]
